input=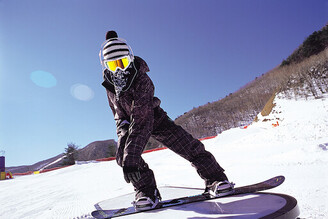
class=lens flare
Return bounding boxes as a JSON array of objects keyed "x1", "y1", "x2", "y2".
[
  {"x1": 30, "y1": 70, "x2": 57, "y2": 88},
  {"x1": 70, "y1": 84, "x2": 94, "y2": 101}
]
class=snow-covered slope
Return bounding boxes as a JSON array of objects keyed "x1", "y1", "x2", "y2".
[{"x1": 0, "y1": 93, "x2": 327, "y2": 219}]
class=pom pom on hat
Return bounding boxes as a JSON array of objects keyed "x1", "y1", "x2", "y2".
[{"x1": 106, "y1": 31, "x2": 118, "y2": 40}]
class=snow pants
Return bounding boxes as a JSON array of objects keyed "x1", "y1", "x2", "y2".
[{"x1": 116, "y1": 106, "x2": 227, "y2": 193}]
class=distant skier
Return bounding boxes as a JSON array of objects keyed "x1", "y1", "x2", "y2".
[{"x1": 99, "y1": 31, "x2": 234, "y2": 210}]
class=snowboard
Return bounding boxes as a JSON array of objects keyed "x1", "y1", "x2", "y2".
[{"x1": 91, "y1": 175, "x2": 285, "y2": 219}]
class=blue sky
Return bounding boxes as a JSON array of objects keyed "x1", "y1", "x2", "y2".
[{"x1": 1, "y1": 0, "x2": 327, "y2": 167}]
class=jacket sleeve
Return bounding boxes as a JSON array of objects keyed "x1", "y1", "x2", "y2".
[
  {"x1": 106, "y1": 91, "x2": 130, "y2": 166},
  {"x1": 122, "y1": 74, "x2": 155, "y2": 167}
]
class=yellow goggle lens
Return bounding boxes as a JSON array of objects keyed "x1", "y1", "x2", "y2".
[
  {"x1": 121, "y1": 57, "x2": 129, "y2": 67},
  {"x1": 105, "y1": 57, "x2": 130, "y2": 72}
]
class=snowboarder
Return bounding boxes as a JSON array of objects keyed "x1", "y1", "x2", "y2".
[{"x1": 99, "y1": 31, "x2": 234, "y2": 210}]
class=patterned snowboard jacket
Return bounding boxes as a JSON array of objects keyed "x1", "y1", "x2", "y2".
[{"x1": 102, "y1": 56, "x2": 162, "y2": 168}]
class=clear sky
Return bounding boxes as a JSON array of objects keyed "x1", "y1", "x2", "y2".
[{"x1": 1, "y1": 0, "x2": 327, "y2": 167}]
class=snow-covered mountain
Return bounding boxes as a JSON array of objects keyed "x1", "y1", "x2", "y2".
[{"x1": 0, "y1": 92, "x2": 327, "y2": 218}]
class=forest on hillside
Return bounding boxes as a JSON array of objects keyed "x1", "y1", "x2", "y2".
[{"x1": 281, "y1": 24, "x2": 328, "y2": 66}]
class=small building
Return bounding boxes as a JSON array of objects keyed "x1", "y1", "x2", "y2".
[{"x1": 0, "y1": 156, "x2": 5, "y2": 180}]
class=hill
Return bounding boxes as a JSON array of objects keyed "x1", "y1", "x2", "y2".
[
  {"x1": 173, "y1": 25, "x2": 328, "y2": 139},
  {"x1": 7, "y1": 139, "x2": 117, "y2": 173},
  {"x1": 6, "y1": 153, "x2": 64, "y2": 174},
  {"x1": 76, "y1": 139, "x2": 117, "y2": 161}
]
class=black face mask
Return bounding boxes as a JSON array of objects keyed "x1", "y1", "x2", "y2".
[{"x1": 104, "y1": 61, "x2": 138, "y2": 99}]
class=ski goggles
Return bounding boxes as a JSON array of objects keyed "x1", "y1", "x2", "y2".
[{"x1": 104, "y1": 56, "x2": 131, "y2": 73}]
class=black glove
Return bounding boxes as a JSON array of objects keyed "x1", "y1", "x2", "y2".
[{"x1": 123, "y1": 166, "x2": 141, "y2": 184}]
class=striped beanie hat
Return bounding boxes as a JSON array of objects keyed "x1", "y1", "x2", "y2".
[{"x1": 102, "y1": 31, "x2": 132, "y2": 61}]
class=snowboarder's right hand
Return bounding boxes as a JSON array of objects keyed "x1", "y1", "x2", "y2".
[{"x1": 123, "y1": 166, "x2": 141, "y2": 184}]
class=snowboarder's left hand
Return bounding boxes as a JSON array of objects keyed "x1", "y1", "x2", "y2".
[{"x1": 123, "y1": 166, "x2": 141, "y2": 184}]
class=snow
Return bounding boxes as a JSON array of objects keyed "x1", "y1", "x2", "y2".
[{"x1": 0, "y1": 93, "x2": 327, "y2": 219}]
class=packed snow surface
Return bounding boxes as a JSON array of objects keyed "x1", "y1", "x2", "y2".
[{"x1": 0, "y1": 94, "x2": 327, "y2": 219}]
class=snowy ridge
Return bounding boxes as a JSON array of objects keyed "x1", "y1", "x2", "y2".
[
  {"x1": 39, "y1": 155, "x2": 66, "y2": 172},
  {"x1": 0, "y1": 93, "x2": 327, "y2": 218}
]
